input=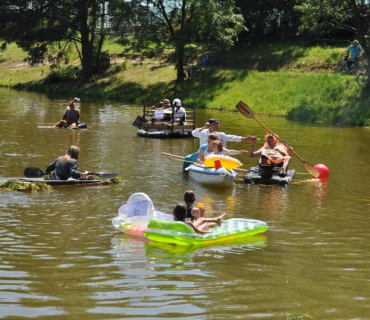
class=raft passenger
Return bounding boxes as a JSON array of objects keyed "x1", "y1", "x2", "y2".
[
  {"x1": 249, "y1": 134, "x2": 291, "y2": 177},
  {"x1": 54, "y1": 98, "x2": 81, "y2": 128},
  {"x1": 173, "y1": 203, "x2": 224, "y2": 234}
]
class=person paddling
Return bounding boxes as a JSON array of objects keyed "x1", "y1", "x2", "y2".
[
  {"x1": 54, "y1": 97, "x2": 81, "y2": 128},
  {"x1": 45, "y1": 146, "x2": 89, "y2": 180}
]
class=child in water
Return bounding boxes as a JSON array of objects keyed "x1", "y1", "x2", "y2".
[{"x1": 173, "y1": 203, "x2": 225, "y2": 234}]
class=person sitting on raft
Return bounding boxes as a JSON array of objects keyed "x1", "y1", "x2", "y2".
[
  {"x1": 45, "y1": 145, "x2": 90, "y2": 180},
  {"x1": 173, "y1": 98, "x2": 186, "y2": 124},
  {"x1": 54, "y1": 97, "x2": 81, "y2": 128},
  {"x1": 173, "y1": 203, "x2": 224, "y2": 234},
  {"x1": 211, "y1": 140, "x2": 248, "y2": 156},
  {"x1": 184, "y1": 189, "x2": 197, "y2": 221},
  {"x1": 151, "y1": 98, "x2": 171, "y2": 122},
  {"x1": 249, "y1": 134, "x2": 292, "y2": 176}
]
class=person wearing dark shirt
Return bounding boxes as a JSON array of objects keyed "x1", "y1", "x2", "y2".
[
  {"x1": 54, "y1": 98, "x2": 80, "y2": 128},
  {"x1": 45, "y1": 146, "x2": 89, "y2": 180}
]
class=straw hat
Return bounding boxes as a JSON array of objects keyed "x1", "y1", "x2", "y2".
[{"x1": 161, "y1": 99, "x2": 170, "y2": 105}]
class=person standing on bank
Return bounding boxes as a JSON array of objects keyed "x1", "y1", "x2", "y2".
[
  {"x1": 54, "y1": 97, "x2": 80, "y2": 128},
  {"x1": 192, "y1": 118, "x2": 256, "y2": 147}
]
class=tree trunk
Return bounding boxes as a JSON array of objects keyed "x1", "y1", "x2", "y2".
[
  {"x1": 78, "y1": 0, "x2": 94, "y2": 80},
  {"x1": 176, "y1": 43, "x2": 186, "y2": 82}
]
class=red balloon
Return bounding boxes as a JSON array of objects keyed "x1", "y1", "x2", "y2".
[{"x1": 314, "y1": 164, "x2": 330, "y2": 179}]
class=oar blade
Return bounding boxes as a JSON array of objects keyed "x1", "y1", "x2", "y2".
[
  {"x1": 303, "y1": 162, "x2": 320, "y2": 179},
  {"x1": 24, "y1": 167, "x2": 46, "y2": 178},
  {"x1": 236, "y1": 101, "x2": 255, "y2": 119},
  {"x1": 89, "y1": 171, "x2": 118, "y2": 179}
]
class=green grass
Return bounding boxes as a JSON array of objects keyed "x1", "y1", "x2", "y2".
[{"x1": 1, "y1": 40, "x2": 369, "y2": 125}]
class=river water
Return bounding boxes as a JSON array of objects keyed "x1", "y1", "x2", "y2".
[{"x1": 0, "y1": 87, "x2": 370, "y2": 319}]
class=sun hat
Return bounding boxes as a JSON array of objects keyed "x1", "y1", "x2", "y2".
[
  {"x1": 161, "y1": 99, "x2": 170, "y2": 105},
  {"x1": 353, "y1": 39, "x2": 359, "y2": 44},
  {"x1": 208, "y1": 118, "x2": 219, "y2": 124}
]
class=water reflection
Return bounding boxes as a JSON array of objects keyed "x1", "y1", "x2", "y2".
[{"x1": 2, "y1": 88, "x2": 370, "y2": 318}]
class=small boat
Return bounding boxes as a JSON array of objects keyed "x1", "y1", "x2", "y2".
[
  {"x1": 137, "y1": 129, "x2": 191, "y2": 138},
  {"x1": 133, "y1": 104, "x2": 195, "y2": 138},
  {"x1": 187, "y1": 164, "x2": 235, "y2": 186},
  {"x1": 38, "y1": 122, "x2": 87, "y2": 130},
  {"x1": 144, "y1": 218, "x2": 269, "y2": 246},
  {"x1": 19, "y1": 177, "x2": 119, "y2": 187},
  {"x1": 244, "y1": 166, "x2": 295, "y2": 186}
]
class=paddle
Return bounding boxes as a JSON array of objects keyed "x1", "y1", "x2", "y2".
[
  {"x1": 152, "y1": 89, "x2": 174, "y2": 109},
  {"x1": 236, "y1": 101, "x2": 320, "y2": 178},
  {"x1": 23, "y1": 167, "x2": 118, "y2": 179}
]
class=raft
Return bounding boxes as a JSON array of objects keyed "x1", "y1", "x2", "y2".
[
  {"x1": 244, "y1": 166, "x2": 295, "y2": 186},
  {"x1": 137, "y1": 129, "x2": 191, "y2": 138},
  {"x1": 204, "y1": 154, "x2": 243, "y2": 171},
  {"x1": 187, "y1": 164, "x2": 235, "y2": 186},
  {"x1": 112, "y1": 193, "x2": 269, "y2": 247},
  {"x1": 19, "y1": 177, "x2": 120, "y2": 187},
  {"x1": 144, "y1": 218, "x2": 269, "y2": 246},
  {"x1": 38, "y1": 122, "x2": 87, "y2": 130}
]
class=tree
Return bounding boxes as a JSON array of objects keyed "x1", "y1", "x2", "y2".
[
  {"x1": 112, "y1": 0, "x2": 245, "y2": 82},
  {"x1": 296, "y1": 0, "x2": 370, "y2": 84},
  {"x1": 236, "y1": 0, "x2": 301, "y2": 42},
  {"x1": 0, "y1": 0, "x2": 109, "y2": 80}
]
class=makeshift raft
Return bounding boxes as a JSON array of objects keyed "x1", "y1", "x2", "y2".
[
  {"x1": 244, "y1": 167, "x2": 295, "y2": 186},
  {"x1": 133, "y1": 104, "x2": 195, "y2": 138},
  {"x1": 0, "y1": 177, "x2": 121, "y2": 191}
]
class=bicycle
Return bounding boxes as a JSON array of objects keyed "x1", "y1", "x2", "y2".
[
  {"x1": 184, "y1": 64, "x2": 204, "y2": 80},
  {"x1": 357, "y1": 70, "x2": 369, "y2": 88},
  {"x1": 336, "y1": 57, "x2": 366, "y2": 75}
]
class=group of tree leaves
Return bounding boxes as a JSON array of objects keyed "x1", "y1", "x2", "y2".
[{"x1": 0, "y1": 0, "x2": 369, "y2": 82}]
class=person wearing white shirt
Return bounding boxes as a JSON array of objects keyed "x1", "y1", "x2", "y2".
[
  {"x1": 173, "y1": 98, "x2": 186, "y2": 124},
  {"x1": 192, "y1": 118, "x2": 256, "y2": 147}
]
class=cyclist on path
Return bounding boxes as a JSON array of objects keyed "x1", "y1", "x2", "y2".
[{"x1": 345, "y1": 40, "x2": 362, "y2": 68}]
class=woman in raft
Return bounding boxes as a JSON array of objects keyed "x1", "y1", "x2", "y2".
[
  {"x1": 173, "y1": 203, "x2": 225, "y2": 234},
  {"x1": 196, "y1": 133, "x2": 247, "y2": 164},
  {"x1": 249, "y1": 134, "x2": 292, "y2": 177},
  {"x1": 45, "y1": 146, "x2": 90, "y2": 180}
]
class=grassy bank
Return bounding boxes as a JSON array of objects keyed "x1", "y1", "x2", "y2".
[{"x1": 1, "y1": 41, "x2": 370, "y2": 125}]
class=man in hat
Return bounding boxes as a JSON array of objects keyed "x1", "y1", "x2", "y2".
[
  {"x1": 151, "y1": 98, "x2": 171, "y2": 122},
  {"x1": 192, "y1": 118, "x2": 256, "y2": 147},
  {"x1": 345, "y1": 39, "x2": 362, "y2": 68}
]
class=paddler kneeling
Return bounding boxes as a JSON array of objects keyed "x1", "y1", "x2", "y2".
[{"x1": 249, "y1": 134, "x2": 292, "y2": 178}]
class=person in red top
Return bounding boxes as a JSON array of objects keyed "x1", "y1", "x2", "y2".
[{"x1": 54, "y1": 98, "x2": 80, "y2": 128}]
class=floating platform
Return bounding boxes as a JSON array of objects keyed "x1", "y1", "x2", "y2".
[{"x1": 244, "y1": 166, "x2": 295, "y2": 186}]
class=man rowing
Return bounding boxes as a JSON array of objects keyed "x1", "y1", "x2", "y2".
[{"x1": 249, "y1": 134, "x2": 291, "y2": 177}]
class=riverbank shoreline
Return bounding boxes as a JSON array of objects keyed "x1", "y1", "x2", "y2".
[{"x1": 1, "y1": 41, "x2": 370, "y2": 126}]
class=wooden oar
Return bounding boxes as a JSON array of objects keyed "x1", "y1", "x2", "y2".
[
  {"x1": 236, "y1": 101, "x2": 320, "y2": 178},
  {"x1": 152, "y1": 89, "x2": 174, "y2": 108},
  {"x1": 24, "y1": 167, "x2": 118, "y2": 179}
]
